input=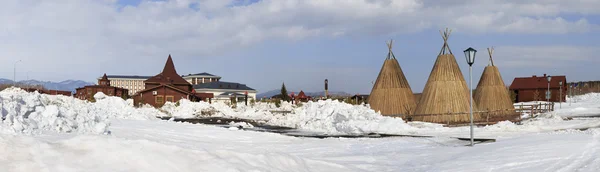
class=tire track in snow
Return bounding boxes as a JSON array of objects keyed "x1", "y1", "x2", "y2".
[{"x1": 546, "y1": 130, "x2": 599, "y2": 172}]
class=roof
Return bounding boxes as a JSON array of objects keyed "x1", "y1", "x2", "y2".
[
  {"x1": 509, "y1": 74, "x2": 567, "y2": 90},
  {"x1": 350, "y1": 94, "x2": 369, "y2": 98},
  {"x1": 193, "y1": 81, "x2": 255, "y2": 91},
  {"x1": 183, "y1": 72, "x2": 221, "y2": 78},
  {"x1": 104, "y1": 75, "x2": 152, "y2": 79},
  {"x1": 100, "y1": 73, "x2": 109, "y2": 81},
  {"x1": 145, "y1": 55, "x2": 191, "y2": 85},
  {"x1": 76, "y1": 85, "x2": 128, "y2": 91},
  {"x1": 134, "y1": 84, "x2": 193, "y2": 96},
  {"x1": 296, "y1": 90, "x2": 309, "y2": 99},
  {"x1": 219, "y1": 92, "x2": 246, "y2": 96}
]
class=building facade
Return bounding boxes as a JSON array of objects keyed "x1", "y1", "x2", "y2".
[
  {"x1": 182, "y1": 72, "x2": 221, "y2": 85},
  {"x1": 133, "y1": 55, "x2": 213, "y2": 107},
  {"x1": 22, "y1": 87, "x2": 73, "y2": 97},
  {"x1": 98, "y1": 75, "x2": 151, "y2": 96},
  {"x1": 99, "y1": 73, "x2": 220, "y2": 95},
  {"x1": 75, "y1": 74, "x2": 129, "y2": 101},
  {"x1": 509, "y1": 74, "x2": 567, "y2": 103},
  {"x1": 193, "y1": 81, "x2": 257, "y2": 103}
]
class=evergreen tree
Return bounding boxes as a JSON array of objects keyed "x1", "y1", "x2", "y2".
[{"x1": 281, "y1": 83, "x2": 291, "y2": 101}]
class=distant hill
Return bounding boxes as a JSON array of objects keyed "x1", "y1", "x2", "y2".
[
  {"x1": 0, "y1": 79, "x2": 94, "y2": 92},
  {"x1": 257, "y1": 89, "x2": 352, "y2": 99}
]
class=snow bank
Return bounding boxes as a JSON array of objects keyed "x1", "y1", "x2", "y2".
[
  {"x1": 92, "y1": 92, "x2": 163, "y2": 120},
  {"x1": 0, "y1": 88, "x2": 163, "y2": 135},
  {"x1": 160, "y1": 92, "x2": 600, "y2": 135},
  {"x1": 162, "y1": 99, "x2": 412, "y2": 135},
  {"x1": 264, "y1": 100, "x2": 412, "y2": 134},
  {"x1": 554, "y1": 93, "x2": 600, "y2": 117}
]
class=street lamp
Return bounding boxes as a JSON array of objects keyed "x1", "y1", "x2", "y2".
[
  {"x1": 14, "y1": 60, "x2": 22, "y2": 87},
  {"x1": 559, "y1": 80, "x2": 563, "y2": 109},
  {"x1": 463, "y1": 47, "x2": 476, "y2": 147}
]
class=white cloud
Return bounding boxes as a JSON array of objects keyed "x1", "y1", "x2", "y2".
[
  {"x1": 493, "y1": 46, "x2": 599, "y2": 68},
  {"x1": 0, "y1": 0, "x2": 598, "y2": 81}
]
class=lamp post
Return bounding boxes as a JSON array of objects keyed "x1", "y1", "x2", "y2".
[
  {"x1": 14, "y1": 60, "x2": 22, "y2": 87},
  {"x1": 559, "y1": 81, "x2": 563, "y2": 109},
  {"x1": 569, "y1": 84, "x2": 573, "y2": 106},
  {"x1": 26, "y1": 71, "x2": 31, "y2": 90},
  {"x1": 463, "y1": 47, "x2": 477, "y2": 147}
]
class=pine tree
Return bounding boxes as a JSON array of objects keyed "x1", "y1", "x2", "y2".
[{"x1": 281, "y1": 83, "x2": 291, "y2": 102}]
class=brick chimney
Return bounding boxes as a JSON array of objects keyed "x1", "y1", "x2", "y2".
[{"x1": 543, "y1": 74, "x2": 547, "y2": 77}]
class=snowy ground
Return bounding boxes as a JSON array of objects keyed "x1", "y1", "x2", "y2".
[{"x1": 1, "y1": 88, "x2": 600, "y2": 171}]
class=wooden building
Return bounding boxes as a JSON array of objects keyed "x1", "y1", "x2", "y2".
[
  {"x1": 294, "y1": 90, "x2": 312, "y2": 102},
  {"x1": 75, "y1": 74, "x2": 129, "y2": 101},
  {"x1": 193, "y1": 81, "x2": 257, "y2": 103},
  {"x1": 22, "y1": 87, "x2": 73, "y2": 97},
  {"x1": 509, "y1": 74, "x2": 567, "y2": 102},
  {"x1": 133, "y1": 55, "x2": 213, "y2": 107}
]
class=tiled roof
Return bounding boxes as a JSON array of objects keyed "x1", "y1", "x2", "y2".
[
  {"x1": 509, "y1": 75, "x2": 567, "y2": 90},
  {"x1": 183, "y1": 72, "x2": 221, "y2": 78},
  {"x1": 193, "y1": 81, "x2": 255, "y2": 91},
  {"x1": 145, "y1": 55, "x2": 191, "y2": 85},
  {"x1": 105, "y1": 75, "x2": 152, "y2": 79}
]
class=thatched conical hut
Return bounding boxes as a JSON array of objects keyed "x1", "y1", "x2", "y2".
[
  {"x1": 368, "y1": 40, "x2": 417, "y2": 117},
  {"x1": 412, "y1": 28, "x2": 478, "y2": 123},
  {"x1": 474, "y1": 47, "x2": 515, "y2": 116}
]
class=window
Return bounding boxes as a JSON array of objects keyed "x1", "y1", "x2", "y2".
[
  {"x1": 156, "y1": 95, "x2": 164, "y2": 105},
  {"x1": 166, "y1": 96, "x2": 174, "y2": 102}
]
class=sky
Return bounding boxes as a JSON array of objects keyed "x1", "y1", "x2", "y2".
[{"x1": 0, "y1": 0, "x2": 599, "y2": 94}]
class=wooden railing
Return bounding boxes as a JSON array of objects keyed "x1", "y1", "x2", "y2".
[
  {"x1": 513, "y1": 102, "x2": 555, "y2": 118},
  {"x1": 405, "y1": 109, "x2": 521, "y2": 126}
]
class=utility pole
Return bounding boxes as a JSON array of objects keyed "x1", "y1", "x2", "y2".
[
  {"x1": 14, "y1": 60, "x2": 22, "y2": 87},
  {"x1": 559, "y1": 81, "x2": 563, "y2": 109}
]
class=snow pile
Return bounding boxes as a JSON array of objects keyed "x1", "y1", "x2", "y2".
[
  {"x1": 92, "y1": 92, "x2": 163, "y2": 120},
  {"x1": 0, "y1": 88, "x2": 163, "y2": 135},
  {"x1": 1, "y1": 88, "x2": 109, "y2": 134},
  {"x1": 265, "y1": 100, "x2": 412, "y2": 134},
  {"x1": 228, "y1": 121, "x2": 254, "y2": 129},
  {"x1": 162, "y1": 99, "x2": 413, "y2": 134},
  {"x1": 160, "y1": 99, "x2": 224, "y2": 118},
  {"x1": 556, "y1": 93, "x2": 600, "y2": 117}
]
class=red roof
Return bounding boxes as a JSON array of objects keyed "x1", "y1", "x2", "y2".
[
  {"x1": 145, "y1": 55, "x2": 190, "y2": 85},
  {"x1": 297, "y1": 90, "x2": 308, "y2": 99},
  {"x1": 509, "y1": 74, "x2": 567, "y2": 90}
]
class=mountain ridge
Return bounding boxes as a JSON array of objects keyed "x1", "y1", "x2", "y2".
[
  {"x1": 257, "y1": 89, "x2": 353, "y2": 99},
  {"x1": 0, "y1": 79, "x2": 94, "y2": 92}
]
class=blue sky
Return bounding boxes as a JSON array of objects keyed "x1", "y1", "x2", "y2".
[{"x1": 0, "y1": 0, "x2": 599, "y2": 94}]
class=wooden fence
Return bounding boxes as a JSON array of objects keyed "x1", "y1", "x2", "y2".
[
  {"x1": 405, "y1": 109, "x2": 522, "y2": 126},
  {"x1": 513, "y1": 102, "x2": 555, "y2": 118}
]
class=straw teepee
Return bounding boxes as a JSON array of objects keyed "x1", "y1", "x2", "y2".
[
  {"x1": 474, "y1": 47, "x2": 515, "y2": 113},
  {"x1": 413, "y1": 28, "x2": 478, "y2": 123},
  {"x1": 368, "y1": 39, "x2": 417, "y2": 117}
]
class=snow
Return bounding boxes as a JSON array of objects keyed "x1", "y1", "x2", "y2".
[
  {"x1": 0, "y1": 88, "x2": 160, "y2": 135},
  {"x1": 2, "y1": 119, "x2": 598, "y2": 172},
  {"x1": 160, "y1": 99, "x2": 412, "y2": 134},
  {"x1": 553, "y1": 93, "x2": 600, "y2": 117},
  {"x1": 2, "y1": 87, "x2": 600, "y2": 171}
]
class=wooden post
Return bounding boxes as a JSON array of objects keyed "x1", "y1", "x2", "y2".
[
  {"x1": 486, "y1": 108, "x2": 490, "y2": 124},
  {"x1": 530, "y1": 105, "x2": 534, "y2": 118},
  {"x1": 447, "y1": 111, "x2": 451, "y2": 125}
]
